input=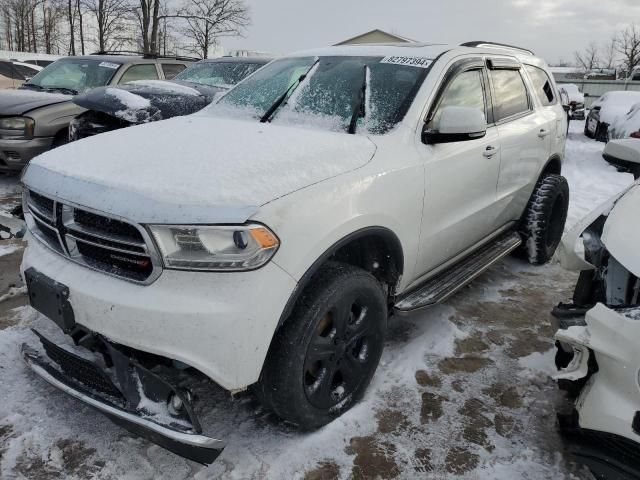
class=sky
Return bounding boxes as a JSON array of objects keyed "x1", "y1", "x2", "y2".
[{"x1": 222, "y1": 0, "x2": 640, "y2": 65}]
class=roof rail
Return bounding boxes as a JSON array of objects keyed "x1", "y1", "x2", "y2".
[
  {"x1": 460, "y1": 41, "x2": 534, "y2": 56},
  {"x1": 90, "y1": 50, "x2": 200, "y2": 61}
]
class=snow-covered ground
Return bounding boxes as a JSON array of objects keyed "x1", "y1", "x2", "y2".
[{"x1": 0, "y1": 122, "x2": 634, "y2": 479}]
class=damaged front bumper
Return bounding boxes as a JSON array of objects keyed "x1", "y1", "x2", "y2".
[{"x1": 21, "y1": 330, "x2": 225, "y2": 464}]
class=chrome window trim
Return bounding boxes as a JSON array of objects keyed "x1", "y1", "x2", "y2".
[{"x1": 24, "y1": 187, "x2": 162, "y2": 285}]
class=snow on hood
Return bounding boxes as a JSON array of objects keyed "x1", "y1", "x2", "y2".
[
  {"x1": 602, "y1": 183, "x2": 640, "y2": 277},
  {"x1": 596, "y1": 91, "x2": 640, "y2": 124},
  {"x1": 23, "y1": 115, "x2": 377, "y2": 224},
  {"x1": 127, "y1": 80, "x2": 201, "y2": 95},
  {"x1": 610, "y1": 102, "x2": 640, "y2": 139}
]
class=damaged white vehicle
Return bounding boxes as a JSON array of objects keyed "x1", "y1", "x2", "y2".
[
  {"x1": 19, "y1": 42, "x2": 568, "y2": 464},
  {"x1": 554, "y1": 139, "x2": 640, "y2": 479}
]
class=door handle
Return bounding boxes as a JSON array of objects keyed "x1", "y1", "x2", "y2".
[
  {"x1": 538, "y1": 128, "x2": 550, "y2": 138},
  {"x1": 483, "y1": 145, "x2": 499, "y2": 158}
]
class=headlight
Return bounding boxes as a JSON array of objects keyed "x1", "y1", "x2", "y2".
[
  {"x1": 0, "y1": 116, "x2": 35, "y2": 138},
  {"x1": 149, "y1": 224, "x2": 279, "y2": 271}
]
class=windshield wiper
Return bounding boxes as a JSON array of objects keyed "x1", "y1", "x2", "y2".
[
  {"x1": 260, "y1": 59, "x2": 319, "y2": 123},
  {"x1": 20, "y1": 82, "x2": 43, "y2": 91},
  {"x1": 46, "y1": 87, "x2": 79, "y2": 95},
  {"x1": 348, "y1": 65, "x2": 369, "y2": 134}
]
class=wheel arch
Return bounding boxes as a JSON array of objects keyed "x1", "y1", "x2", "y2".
[
  {"x1": 540, "y1": 155, "x2": 562, "y2": 178},
  {"x1": 275, "y1": 226, "x2": 404, "y2": 329}
]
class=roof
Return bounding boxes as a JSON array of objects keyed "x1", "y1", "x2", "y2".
[
  {"x1": 286, "y1": 42, "x2": 538, "y2": 62},
  {"x1": 335, "y1": 29, "x2": 419, "y2": 45},
  {"x1": 56, "y1": 55, "x2": 194, "y2": 63},
  {"x1": 200, "y1": 56, "x2": 273, "y2": 64}
]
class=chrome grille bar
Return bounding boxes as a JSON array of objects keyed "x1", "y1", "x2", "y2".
[{"x1": 24, "y1": 189, "x2": 161, "y2": 284}]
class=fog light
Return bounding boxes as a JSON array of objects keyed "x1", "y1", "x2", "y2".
[{"x1": 167, "y1": 390, "x2": 192, "y2": 416}]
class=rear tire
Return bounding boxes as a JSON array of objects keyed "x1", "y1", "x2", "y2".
[
  {"x1": 257, "y1": 262, "x2": 387, "y2": 429},
  {"x1": 519, "y1": 174, "x2": 569, "y2": 265}
]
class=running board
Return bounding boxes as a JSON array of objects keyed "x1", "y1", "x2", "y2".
[{"x1": 394, "y1": 231, "x2": 522, "y2": 312}]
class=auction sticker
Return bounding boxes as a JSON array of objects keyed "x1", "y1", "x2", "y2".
[
  {"x1": 380, "y1": 56, "x2": 432, "y2": 68},
  {"x1": 99, "y1": 62, "x2": 120, "y2": 69}
]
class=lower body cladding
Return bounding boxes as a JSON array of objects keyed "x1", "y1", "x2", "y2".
[
  {"x1": 20, "y1": 235, "x2": 297, "y2": 463},
  {"x1": 0, "y1": 136, "x2": 53, "y2": 172},
  {"x1": 554, "y1": 304, "x2": 640, "y2": 479}
]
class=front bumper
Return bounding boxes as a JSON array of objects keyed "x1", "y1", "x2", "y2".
[
  {"x1": 22, "y1": 234, "x2": 297, "y2": 391},
  {"x1": 22, "y1": 329, "x2": 224, "y2": 464},
  {"x1": 0, "y1": 136, "x2": 53, "y2": 172}
]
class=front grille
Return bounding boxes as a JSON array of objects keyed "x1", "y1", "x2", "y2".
[{"x1": 25, "y1": 189, "x2": 159, "y2": 283}]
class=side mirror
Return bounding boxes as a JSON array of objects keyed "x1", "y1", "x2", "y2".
[
  {"x1": 603, "y1": 139, "x2": 640, "y2": 179},
  {"x1": 423, "y1": 106, "x2": 487, "y2": 144}
]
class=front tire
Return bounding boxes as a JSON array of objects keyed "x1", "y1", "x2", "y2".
[
  {"x1": 519, "y1": 174, "x2": 569, "y2": 265},
  {"x1": 258, "y1": 262, "x2": 387, "y2": 429}
]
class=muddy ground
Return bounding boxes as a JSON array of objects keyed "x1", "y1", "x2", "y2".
[{"x1": 0, "y1": 170, "x2": 595, "y2": 479}]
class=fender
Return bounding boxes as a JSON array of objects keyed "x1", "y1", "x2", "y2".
[{"x1": 276, "y1": 226, "x2": 404, "y2": 329}]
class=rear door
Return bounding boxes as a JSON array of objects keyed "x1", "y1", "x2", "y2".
[
  {"x1": 488, "y1": 59, "x2": 548, "y2": 227},
  {"x1": 524, "y1": 64, "x2": 562, "y2": 153},
  {"x1": 416, "y1": 58, "x2": 502, "y2": 274}
]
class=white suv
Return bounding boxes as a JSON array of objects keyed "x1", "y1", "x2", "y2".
[{"x1": 20, "y1": 41, "x2": 568, "y2": 463}]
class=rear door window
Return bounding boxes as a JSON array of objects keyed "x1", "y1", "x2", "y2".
[
  {"x1": 161, "y1": 63, "x2": 187, "y2": 79},
  {"x1": 489, "y1": 69, "x2": 530, "y2": 121},
  {"x1": 119, "y1": 64, "x2": 159, "y2": 84},
  {"x1": 524, "y1": 65, "x2": 556, "y2": 106}
]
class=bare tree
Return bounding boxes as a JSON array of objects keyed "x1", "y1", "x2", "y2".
[
  {"x1": 601, "y1": 37, "x2": 617, "y2": 70},
  {"x1": 133, "y1": 0, "x2": 160, "y2": 53},
  {"x1": 574, "y1": 42, "x2": 600, "y2": 73},
  {"x1": 615, "y1": 24, "x2": 640, "y2": 77},
  {"x1": 172, "y1": 0, "x2": 248, "y2": 58},
  {"x1": 83, "y1": 0, "x2": 131, "y2": 51}
]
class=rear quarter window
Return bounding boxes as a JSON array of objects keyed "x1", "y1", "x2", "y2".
[
  {"x1": 161, "y1": 63, "x2": 187, "y2": 80},
  {"x1": 525, "y1": 65, "x2": 556, "y2": 106},
  {"x1": 489, "y1": 69, "x2": 530, "y2": 121}
]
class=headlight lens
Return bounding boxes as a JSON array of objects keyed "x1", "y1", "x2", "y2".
[
  {"x1": 0, "y1": 116, "x2": 34, "y2": 137},
  {"x1": 149, "y1": 224, "x2": 279, "y2": 271}
]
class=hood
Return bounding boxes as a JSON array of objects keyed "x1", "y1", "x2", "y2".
[
  {"x1": 568, "y1": 92, "x2": 584, "y2": 104},
  {"x1": 0, "y1": 89, "x2": 71, "y2": 115},
  {"x1": 72, "y1": 81, "x2": 221, "y2": 123},
  {"x1": 602, "y1": 183, "x2": 640, "y2": 277},
  {"x1": 23, "y1": 115, "x2": 377, "y2": 224}
]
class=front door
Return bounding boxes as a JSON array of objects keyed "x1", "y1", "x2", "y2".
[{"x1": 416, "y1": 61, "x2": 502, "y2": 277}]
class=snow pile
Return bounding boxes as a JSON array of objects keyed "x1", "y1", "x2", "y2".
[
  {"x1": 128, "y1": 80, "x2": 200, "y2": 96},
  {"x1": 0, "y1": 243, "x2": 20, "y2": 257}
]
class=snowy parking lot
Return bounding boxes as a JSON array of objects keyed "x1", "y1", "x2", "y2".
[{"x1": 0, "y1": 121, "x2": 635, "y2": 479}]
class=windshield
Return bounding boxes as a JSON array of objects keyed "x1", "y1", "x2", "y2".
[
  {"x1": 23, "y1": 58, "x2": 122, "y2": 94},
  {"x1": 175, "y1": 61, "x2": 265, "y2": 87},
  {"x1": 212, "y1": 55, "x2": 430, "y2": 134}
]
